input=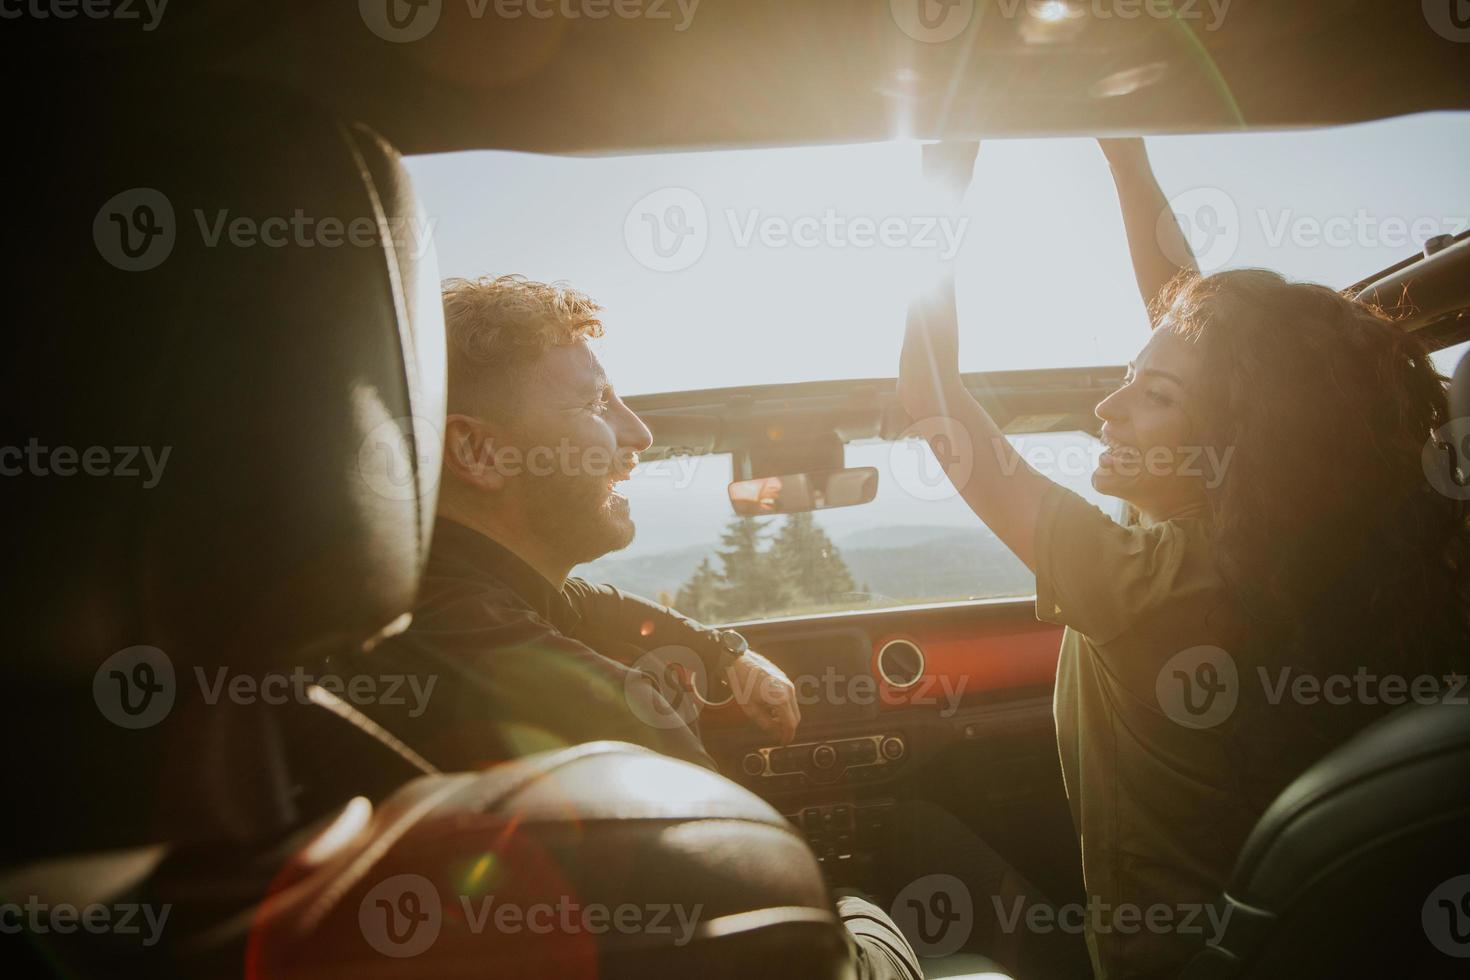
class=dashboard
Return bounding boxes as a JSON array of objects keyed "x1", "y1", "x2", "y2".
[{"x1": 693, "y1": 598, "x2": 1065, "y2": 883}]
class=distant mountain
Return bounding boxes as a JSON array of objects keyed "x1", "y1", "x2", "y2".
[
  {"x1": 577, "y1": 524, "x2": 1034, "y2": 608},
  {"x1": 841, "y1": 528, "x2": 1033, "y2": 603},
  {"x1": 576, "y1": 541, "x2": 715, "y2": 601},
  {"x1": 835, "y1": 524, "x2": 982, "y2": 552}
]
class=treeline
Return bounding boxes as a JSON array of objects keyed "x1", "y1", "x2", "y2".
[{"x1": 673, "y1": 513, "x2": 867, "y2": 622}]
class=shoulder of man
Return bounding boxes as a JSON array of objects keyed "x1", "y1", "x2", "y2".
[{"x1": 369, "y1": 578, "x2": 718, "y2": 772}]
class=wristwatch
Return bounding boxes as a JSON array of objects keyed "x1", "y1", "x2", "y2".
[{"x1": 710, "y1": 628, "x2": 749, "y2": 670}]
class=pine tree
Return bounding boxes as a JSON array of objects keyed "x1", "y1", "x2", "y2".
[
  {"x1": 673, "y1": 557, "x2": 721, "y2": 623},
  {"x1": 712, "y1": 516, "x2": 788, "y2": 621},
  {"x1": 769, "y1": 512, "x2": 856, "y2": 611},
  {"x1": 673, "y1": 514, "x2": 859, "y2": 624}
]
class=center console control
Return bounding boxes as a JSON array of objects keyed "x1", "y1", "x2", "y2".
[
  {"x1": 786, "y1": 800, "x2": 895, "y2": 864},
  {"x1": 740, "y1": 733, "x2": 906, "y2": 786}
]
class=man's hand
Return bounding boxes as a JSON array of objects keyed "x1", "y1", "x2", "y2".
[{"x1": 726, "y1": 650, "x2": 800, "y2": 744}]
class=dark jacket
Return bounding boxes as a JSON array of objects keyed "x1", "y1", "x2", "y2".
[{"x1": 344, "y1": 517, "x2": 726, "y2": 773}]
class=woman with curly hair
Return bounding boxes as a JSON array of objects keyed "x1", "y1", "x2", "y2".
[{"x1": 899, "y1": 142, "x2": 1469, "y2": 979}]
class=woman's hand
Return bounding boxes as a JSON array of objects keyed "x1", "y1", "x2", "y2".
[
  {"x1": 898, "y1": 273, "x2": 963, "y2": 423},
  {"x1": 727, "y1": 649, "x2": 800, "y2": 744},
  {"x1": 1096, "y1": 136, "x2": 1151, "y2": 173},
  {"x1": 922, "y1": 140, "x2": 981, "y2": 206},
  {"x1": 896, "y1": 277, "x2": 1050, "y2": 570},
  {"x1": 901, "y1": 142, "x2": 974, "y2": 423}
]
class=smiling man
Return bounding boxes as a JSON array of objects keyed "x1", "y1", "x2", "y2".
[
  {"x1": 359, "y1": 274, "x2": 800, "y2": 773},
  {"x1": 346, "y1": 274, "x2": 924, "y2": 979}
]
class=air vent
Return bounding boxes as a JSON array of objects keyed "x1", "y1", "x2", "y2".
[{"x1": 877, "y1": 639, "x2": 925, "y2": 689}]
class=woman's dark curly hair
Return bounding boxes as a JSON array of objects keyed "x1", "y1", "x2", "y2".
[{"x1": 1154, "y1": 270, "x2": 1468, "y2": 770}]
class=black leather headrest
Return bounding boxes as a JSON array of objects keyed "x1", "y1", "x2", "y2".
[
  {"x1": 2, "y1": 81, "x2": 446, "y2": 856},
  {"x1": 7, "y1": 81, "x2": 445, "y2": 679}
]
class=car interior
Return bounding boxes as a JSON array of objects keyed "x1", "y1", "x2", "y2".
[{"x1": 4, "y1": 2, "x2": 1470, "y2": 978}]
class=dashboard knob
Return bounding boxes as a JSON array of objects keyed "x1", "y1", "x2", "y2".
[
  {"x1": 811, "y1": 744, "x2": 838, "y2": 769},
  {"x1": 880, "y1": 736, "x2": 906, "y2": 761},
  {"x1": 742, "y1": 752, "x2": 766, "y2": 776}
]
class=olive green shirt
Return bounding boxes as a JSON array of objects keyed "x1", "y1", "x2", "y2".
[{"x1": 1035, "y1": 484, "x2": 1261, "y2": 980}]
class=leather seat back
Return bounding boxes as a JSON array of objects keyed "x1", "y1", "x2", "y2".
[
  {"x1": 1452, "y1": 349, "x2": 1470, "y2": 631},
  {"x1": 4, "y1": 79, "x2": 446, "y2": 859},
  {"x1": 1455, "y1": 347, "x2": 1470, "y2": 432},
  {"x1": 1179, "y1": 699, "x2": 1470, "y2": 978}
]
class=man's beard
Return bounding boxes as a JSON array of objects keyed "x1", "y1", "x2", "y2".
[{"x1": 520, "y1": 468, "x2": 636, "y2": 568}]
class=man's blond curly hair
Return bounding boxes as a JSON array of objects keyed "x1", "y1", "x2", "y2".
[{"x1": 442, "y1": 274, "x2": 605, "y2": 416}]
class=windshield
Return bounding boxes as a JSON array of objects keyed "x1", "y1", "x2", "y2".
[
  {"x1": 406, "y1": 112, "x2": 1470, "y2": 621},
  {"x1": 576, "y1": 432, "x2": 1122, "y2": 622}
]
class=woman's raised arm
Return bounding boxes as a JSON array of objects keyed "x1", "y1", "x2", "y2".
[
  {"x1": 1097, "y1": 137, "x2": 1199, "y2": 321},
  {"x1": 897, "y1": 274, "x2": 1054, "y2": 570}
]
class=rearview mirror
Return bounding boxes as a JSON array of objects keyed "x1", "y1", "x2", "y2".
[{"x1": 727, "y1": 466, "x2": 878, "y2": 516}]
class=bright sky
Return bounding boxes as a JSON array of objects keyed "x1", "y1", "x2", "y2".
[{"x1": 406, "y1": 111, "x2": 1470, "y2": 396}]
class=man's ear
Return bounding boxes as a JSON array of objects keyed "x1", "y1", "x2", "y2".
[{"x1": 443, "y1": 413, "x2": 506, "y2": 491}]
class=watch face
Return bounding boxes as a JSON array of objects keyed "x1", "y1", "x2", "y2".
[{"x1": 720, "y1": 630, "x2": 747, "y2": 654}]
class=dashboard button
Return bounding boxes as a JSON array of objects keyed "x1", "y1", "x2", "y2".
[
  {"x1": 880, "y1": 736, "x2": 906, "y2": 761},
  {"x1": 742, "y1": 752, "x2": 766, "y2": 775},
  {"x1": 812, "y1": 744, "x2": 838, "y2": 770},
  {"x1": 770, "y1": 745, "x2": 813, "y2": 773}
]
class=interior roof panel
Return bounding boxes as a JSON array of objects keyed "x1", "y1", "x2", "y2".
[{"x1": 32, "y1": 0, "x2": 1470, "y2": 155}]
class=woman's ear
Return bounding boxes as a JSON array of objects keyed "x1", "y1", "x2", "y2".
[{"x1": 443, "y1": 413, "x2": 506, "y2": 491}]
